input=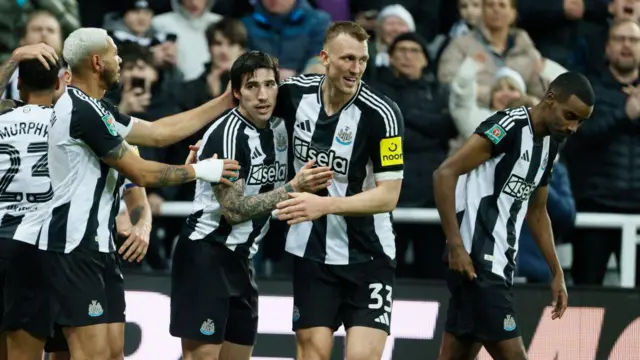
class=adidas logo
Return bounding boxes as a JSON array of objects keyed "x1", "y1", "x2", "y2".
[
  {"x1": 520, "y1": 150, "x2": 530, "y2": 162},
  {"x1": 251, "y1": 147, "x2": 264, "y2": 160},
  {"x1": 296, "y1": 119, "x2": 312, "y2": 133},
  {"x1": 374, "y1": 313, "x2": 391, "y2": 326}
]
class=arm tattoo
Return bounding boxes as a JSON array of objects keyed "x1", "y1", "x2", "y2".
[
  {"x1": 104, "y1": 142, "x2": 129, "y2": 161},
  {"x1": 155, "y1": 166, "x2": 191, "y2": 187},
  {"x1": 214, "y1": 179, "x2": 292, "y2": 224},
  {"x1": 0, "y1": 59, "x2": 17, "y2": 94},
  {"x1": 129, "y1": 205, "x2": 143, "y2": 225}
]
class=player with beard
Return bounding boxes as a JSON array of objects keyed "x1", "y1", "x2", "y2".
[
  {"x1": 7, "y1": 28, "x2": 240, "y2": 360},
  {"x1": 433, "y1": 72, "x2": 593, "y2": 360}
]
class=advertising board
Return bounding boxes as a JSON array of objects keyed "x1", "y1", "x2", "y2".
[{"x1": 122, "y1": 275, "x2": 640, "y2": 359}]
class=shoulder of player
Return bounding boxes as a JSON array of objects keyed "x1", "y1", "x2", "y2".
[
  {"x1": 202, "y1": 110, "x2": 245, "y2": 145},
  {"x1": 355, "y1": 82, "x2": 399, "y2": 113},
  {"x1": 0, "y1": 103, "x2": 51, "y2": 123},
  {"x1": 486, "y1": 107, "x2": 530, "y2": 133},
  {"x1": 66, "y1": 87, "x2": 110, "y2": 120},
  {"x1": 280, "y1": 74, "x2": 323, "y2": 91}
]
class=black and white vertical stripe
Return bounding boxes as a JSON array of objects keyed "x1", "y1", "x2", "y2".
[
  {"x1": 280, "y1": 74, "x2": 403, "y2": 265},
  {"x1": 185, "y1": 109, "x2": 289, "y2": 258},
  {"x1": 455, "y1": 107, "x2": 557, "y2": 284}
]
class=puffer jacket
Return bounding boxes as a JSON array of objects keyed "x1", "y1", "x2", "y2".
[
  {"x1": 563, "y1": 67, "x2": 640, "y2": 209},
  {"x1": 373, "y1": 67, "x2": 457, "y2": 208}
]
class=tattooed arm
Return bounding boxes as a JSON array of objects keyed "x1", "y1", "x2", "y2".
[
  {"x1": 214, "y1": 180, "x2": 295, "y2": 225},
  {"x1": 100, "y1": 141, "x2": 196, "y2": 188}
]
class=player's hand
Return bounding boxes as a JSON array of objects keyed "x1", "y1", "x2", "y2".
[
  {"x1": 116, "y1": 210, "x2": 133, "y2": 237},
  {"x1": 550, "y1": 274, "x2": 568, "y2": 320},
  {"x1": 625, "y1": 94, "x2": 640, "y2": 120},
  {"x1": 184, "y1": 140, "x2": 202, "y2": 165},
  {"x1": 291, "y1": 160, "x2": 333, "y2": 193},
  {"x1": 274, "y1": 192, "x2": 329, "y2": 225},
  {"x1": 12, "y1": 43, "x2": 59, "y2": 69},
  {"x1": 118, "y1": 221, "x2": 151, "y2": 263},
  {"x1": 447, "y1": 241, "x2": 477, "y2": 281},
  {"x1": 192, "y1": 153, "x2": 241, "y2": 186}
]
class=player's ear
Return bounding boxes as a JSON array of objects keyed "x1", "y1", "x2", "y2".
[
  {"x1": 544, "y1": 91, "x2": 555, "y2": 106},
  {"x1": 55, "y1": 77, "x2": 61, "y2": 91},
  {"x1": 320, "y1": 49, "x2": 330, "y2": 67},
  {"x1": 233, "y1": 88, "x2": 241, "y2": 102}
]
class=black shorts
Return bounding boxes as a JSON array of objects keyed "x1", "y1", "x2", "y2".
[
  {"x1": 44, "y1": 325, "x2": 69, "y2": 353},
  {"x1": 0, "y1": 239, "x2": 52, "y2": 339},
  {"x1": 39, "y1": 248, "x2": 126, "y2": 328},
  {"x1": 170, "y1": 237, "x2": 259, "y2": 346},
  {"x1": 445, "y1": 267, "x2": 520, "y2": 342},
  {"x1": 292, "y1": 256, "x2": 395, "y2": 334}
]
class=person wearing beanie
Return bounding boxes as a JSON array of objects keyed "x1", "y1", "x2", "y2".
[{"x1": 366, "y1": 4, "x2": 414, "y2": 72}]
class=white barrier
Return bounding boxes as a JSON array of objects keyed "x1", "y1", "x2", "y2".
[{"x1": 153, "y1": 203, "x2": 640, "y2": 288}]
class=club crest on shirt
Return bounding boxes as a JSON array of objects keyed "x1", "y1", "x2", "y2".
[
  {"x1": 275, "y1": 132, "x2": 288, "y2": 152},
  {"x1": 485, "y1": 124, "x2": 506, "y2": 145},
  {"x1": 101, "y1": 113, "x2": 118, "y2": 136},
  {"x1": 335, "y1": 126, "x2": 353, "y2": 145}
]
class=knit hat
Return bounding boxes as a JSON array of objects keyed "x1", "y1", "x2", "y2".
[
  {"x1": 493, "y1": 67, "x2": 526, "y2": 94},
  {"x1": 123, "y1": 0, "x2": 151, "y2": 14},
  {"x1": 388, "y1": 32, "x2": 430, "y2": 61},
  {"x1": 378, "y1": 4, "x2": 416, "y2": 32}
]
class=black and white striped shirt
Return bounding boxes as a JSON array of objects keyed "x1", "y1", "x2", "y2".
[
  {"x1": 35, "y1": 86, "x2": 133, "y2": 253},
  {"x1": 0, "y1": 104, "x2": 53, "y2": 244},
  {"x1": 274, "y1": 74, "x2": 405, "y2": 265},
  {"x1": 455, "y1": 107, "x2": 558, "y2": 284},
  {"x1": 184, "y1": 108, "x2": 289, "y2": 258}
]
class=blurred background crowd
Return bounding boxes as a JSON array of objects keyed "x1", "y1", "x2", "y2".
[{"x1": 2, "y1": 0, "x2": 640, "y2": 288}]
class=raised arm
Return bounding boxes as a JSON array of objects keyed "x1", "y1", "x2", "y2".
[
  {"x1": 69, "y1": 102, "x2": 240, "y2": 188},
  {"x1": 124, "y1": 89, "x2": 234, "y2": 148},
  {"x1": 0, "y1": 43, "x2": 58, "y2": 92}
]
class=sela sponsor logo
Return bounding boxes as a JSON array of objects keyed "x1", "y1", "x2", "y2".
[
  {"x1": 248, "y1": 161, "x2": 287, "y2": 185},
  {"x1": 380, "y1": 136, "x2": 403, "y2": 167},
  {"x1": 293, "y1": 136, "x2": 349, "y2": 175},
  {"x1": 502, "y1": 174, "x2": 536, "y2": 201}
]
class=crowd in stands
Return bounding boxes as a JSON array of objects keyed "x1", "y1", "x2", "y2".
[{"x1": 3, "y1": 0, "x2": 640, "y2": 288}]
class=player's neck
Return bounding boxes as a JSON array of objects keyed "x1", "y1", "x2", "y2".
[
  {"x1": 321, "y1": 79, "x2": 351, "y2": 115},
  {"x1": 529, "y1": 105, "x2": 550, "y2": 138},
  {"x1": 24, "y1": 93, "x2": 53, "y2": 107},
  {"x1": 69, "y1": 76, "x2": 106, "y2": 99},
  {"x1": 237, "y1": 106, "x2": 268, "y2": 129}
]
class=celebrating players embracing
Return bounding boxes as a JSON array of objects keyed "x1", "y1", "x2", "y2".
[
  {"x1": 170, "y1": 51, "x2": 332, "y2": 360},
  {"x1": 273, "y1": 22, "x2": 405, "y2": 360},
  {"x1": 433, "y1": 72, "x2": 594, "y2": 360},
  {"x1": 9, "y1": 27, "x2": 241, "y2": 360}
]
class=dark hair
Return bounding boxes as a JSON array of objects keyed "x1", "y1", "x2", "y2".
[
  {"x1": 205, "y1": 17, "x2": 248, "y2": 49},
  {"x1": 18, "y1": 58, "x2": 60, "y2": 92},
  {"x1": 230, "y1": 51, "x2": 279, "y2": 104},
  {"x1": 323, "y1": 21, "x2": 370, "y2": 46},
  {"x1": 118, "y1": 42, "x2": 154, "y2": 67},
  {"x1": 388, "y1": 32, "x2": 430, "y2": 61},
  {"x1": 482, "y1": 0, "x2": 517, "y2": 8},
  {"x1": 547, "y1": 72, "x2": 595, "y2": 107}
]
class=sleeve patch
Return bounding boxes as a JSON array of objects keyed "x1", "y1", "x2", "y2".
[
  {"x1": 484, "y1": 124, "x2": 506, "y2": 144},
  {"x1": 101, "y1": 113, "x2": 118, "y2": 136},
  {"x1": 380, "y1": 136, "x2": 403, "y2": 167}
]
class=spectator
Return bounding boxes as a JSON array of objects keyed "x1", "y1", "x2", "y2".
[
  {"x1": 242, "y1": 0, "x2": 330, "y2": 79},
  {"x1": 152, "y1": 0, "x2": 223, "y2": 81},
  {"x1": 430, "y1": 0, "x2": 482, "y2": 70},
  {"x1": 447, "y1": 53, "x2": 567, "y2": 153},
  {"x1": 515, "y1": 0, "x2": 608, "y2": 70},
  {"x1": 364, "y1": 4, "x2": 414, "y2": 81},
  {"x1": 437, "y1": 0, "x2": 547, "y2": 108},
  {"x1": 563, "y1": 19, "x2": 640, "y2": 286},
  {"x1": 103, "y1": 0, "x2": 183, "y2": 87},
  {"x1": 374, "y1": 32, "x2": 457, "y2": 279},
  {"x1": 0, "y1": 0, "x2": 78, "y2": 63},
  {"x1": 178, "y1": 17, "x2": 247, "y2": 109},
  {"x1": 2, "y1": 10, "x2": 63, "y2": 100},
  {"x1": 105, "y1": 42, "x2": 183, "y2": 271},
  {"x1": 572, "y1": 0, "x2": 640, "y2": 74}
]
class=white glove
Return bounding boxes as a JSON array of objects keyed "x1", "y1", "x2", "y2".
[{"x1": 192, "y1": 158, "x2": 224, "y2": 183}]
